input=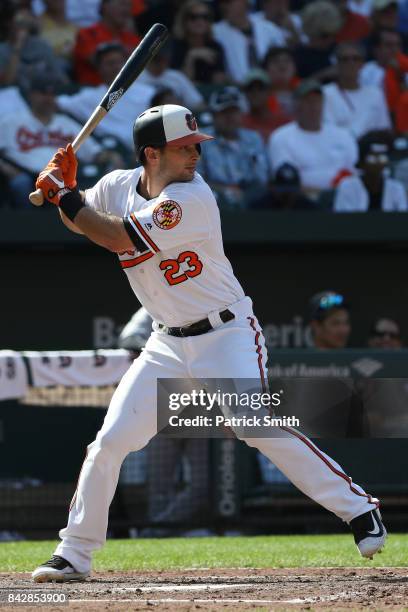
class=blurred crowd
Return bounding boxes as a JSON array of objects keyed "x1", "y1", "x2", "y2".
[
  {"x1": 307, "y1": 290, "x2": 404, "y2": 349},
  {"x1": 1, "y1": 0, "x2": 408, "y2": 211}
]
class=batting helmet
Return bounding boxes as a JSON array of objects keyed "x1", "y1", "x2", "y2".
[{"x1": 133, "y1": 104, "x2": 213, "y2": 162}]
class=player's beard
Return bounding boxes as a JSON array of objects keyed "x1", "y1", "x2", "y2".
[
  {"x1": 180, "y1": 168, "x2": 196, "y2": 182},
  {"x1": 158, "y1": 158, "x2": 195, "y2": 184}
]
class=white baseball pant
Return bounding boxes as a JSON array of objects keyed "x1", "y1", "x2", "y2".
[{"x1": 55, "y1": 297, "x2": 378, "y2": 573}]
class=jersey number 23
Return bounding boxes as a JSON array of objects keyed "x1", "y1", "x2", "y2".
[{"x1": 160, "y1": 251, "x2": 203, "y2": 286}]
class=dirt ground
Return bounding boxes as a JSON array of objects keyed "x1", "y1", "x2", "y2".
[{"x1": 0, "y1": 568, "x2": 407, "y2": 611}]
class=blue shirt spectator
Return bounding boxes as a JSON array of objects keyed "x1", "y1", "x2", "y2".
[{"x1": 197, "y1": 87, "x2": 269, "y2": 208}]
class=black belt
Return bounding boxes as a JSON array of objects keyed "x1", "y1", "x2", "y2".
[{"x1": 159, "y1": 309, "x2": 235, "y2": 337}]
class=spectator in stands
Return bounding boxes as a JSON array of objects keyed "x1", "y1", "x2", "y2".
[
  {"x1": 57, "y1": 42, "x2": 155, "y2": 153},
  {"x1": 73, "y1": 0, "x2": 140, "y2": 85},
  {"x1": 309, "y1": 291, "x2": 351, "y2": 349},
  {"x1": 334, "y1": 140, "x2": 408, "y2": 210},
  {"x1": 294, "y1": 1, "x2": 341, "y2": 81},
  {"x1": 362, "y1": 28, "x2": 408, "y2": 117},
  {"x1": 170, "y1": 1, "x2": 226, "y2": 85},
  {"x1": 38, "y1": 0, "x2": 78, "y2": 75},
  {"x1": 0, "y1": 71, "x2": 121, "y2": 208},
  {"x1": 0, "y1": 6, "x2": 62, "y2": 88},
  {"x1": 198, "y1": 86, "x2": 269, "y2": 208},
  {"x1": 251, "y1": 162, "x2": 318, "y2": 209},
  {"x1": 32, "y1": 0, "x2": 101, "y2": 27},
  {"x1": 253, "y1": 0, "x2": 303, "y2": 47},
  {"x1": 371, "y1": 0, "x2": 399, "y2": 30},
  {"x1": 360, "y1": 28, "x2": 407, "y2": 93},
  {"x1": 363, "y1": 314, "x2": 406, "y2": 437},
  {"x1": 213, "y1": 0, "x2": 285, "y2": 83},
  {"x1": 333, "y1": 0, "x2": 372, "y2": 42},
  {"x1": 137, "y1": 44, "x2": 205, "y2": 111},
  {"x1": 241, "y1": 69, "x2": 290, "y2": 142},
  {"x1": 323, "y1": 42, "x2": 391, "y2": 138},
  {"x1": 367, "y1": 317, "x2": 403, "y2": 348},
  {"x1": 268, "y1": 80, "x2": 358, "y2": 194},
  {"x1": 263, "y1": 46, "x2": 299, "y2": 119},
  {"x1": 306, "y1": 293, "x2": 367, "y2": 438}
]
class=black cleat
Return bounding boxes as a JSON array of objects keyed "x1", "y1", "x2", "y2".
[
  {"x1": 32, "y1": 555, "x2": 89, "y2": 582},
  {"x1": 350, "y1": 508, "x2": 387, "y2": 559}
]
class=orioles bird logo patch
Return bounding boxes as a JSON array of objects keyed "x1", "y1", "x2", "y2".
[
  {"x1": 153, "y1": 200, "x2": 182, "y2": 230},
  {"x1": 185, "y1": 113, "x2": 197, "y2": 131}
]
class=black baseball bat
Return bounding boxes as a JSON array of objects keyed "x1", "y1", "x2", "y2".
[{"x1": 30, "y1": 23, "x2": 168, "y2": 206}]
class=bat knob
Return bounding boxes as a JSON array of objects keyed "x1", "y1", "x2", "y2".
[{"x1": 29, "y1": 188, "x2": 45, "y2": 206}]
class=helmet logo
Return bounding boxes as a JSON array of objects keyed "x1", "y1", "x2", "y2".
[
  {"x1": 185, "y1": 114, "x2": 197, "y2": 131},
  {"x1": 153, "y1": 200, "x2": 182, "y2": 230}
]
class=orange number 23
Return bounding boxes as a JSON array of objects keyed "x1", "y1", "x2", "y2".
[{"x1": 160, "y1": 251, "x2": 203, "y2": 286}]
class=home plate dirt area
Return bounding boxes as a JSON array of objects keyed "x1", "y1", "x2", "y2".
[{"x1": 1, "y1": 568, "x2": 407, "y2": 611}]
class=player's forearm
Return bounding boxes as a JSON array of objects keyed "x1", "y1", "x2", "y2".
[
  {"x1": 57, "y1": 189, "x2": 133, "y2": 251},
  {"x1": 73, "y1": 206, "x2": 134, "y2": 252}
]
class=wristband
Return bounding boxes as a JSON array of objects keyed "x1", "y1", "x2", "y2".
[{"x1": 59, "y1": 188, "x2": 85, "y2": 222}]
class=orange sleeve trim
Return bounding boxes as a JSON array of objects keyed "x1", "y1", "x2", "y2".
[{"x1": 120, "y1": 251, "x2": 154, "y2": 268}]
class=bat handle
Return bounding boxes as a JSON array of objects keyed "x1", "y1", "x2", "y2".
[{"x1": 29, "y1": 188, "x2": 45, "y2": 206}]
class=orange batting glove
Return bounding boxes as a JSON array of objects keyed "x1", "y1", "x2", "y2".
[
  {"x1": 54, "y1": 143, "x2": 78, "y2": 189},
  {"x1": 35, "y1": 143, "x2": 78, "y2": 205}
]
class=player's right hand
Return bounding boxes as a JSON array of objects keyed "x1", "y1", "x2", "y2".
[{"x1": 35, "y1": 166, "x2": 70, "y2": 206}]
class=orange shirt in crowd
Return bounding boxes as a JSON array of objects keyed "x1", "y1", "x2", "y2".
[
  {"x1": 395, "y1": 91, "x2": 408, "y2": 132},
  {"x1": 74, "y1": 22, "x2": 141, "y2": 85},
  {"x1": 384, "y1": 52, "x2": 408, "y2": 113},
  {"x1": 132, "y1": 0, "x2": 146, "y2": 16},
  {"x1": 336, "y1": 10, "x2": 371, "y2": 43}
]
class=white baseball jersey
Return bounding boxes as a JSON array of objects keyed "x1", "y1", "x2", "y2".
[
  {"x1": 0, "y1": 108, "x2": 101, "y2": 173},
  {"x1": 85, "y1": 168, "x2": 245, "y2": 327}
]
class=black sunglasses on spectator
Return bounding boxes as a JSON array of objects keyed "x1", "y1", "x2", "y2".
[{"x1": 372, "y1": 330, "x2": 400, "y2": 339}]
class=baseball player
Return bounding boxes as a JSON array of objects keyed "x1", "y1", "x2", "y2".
[{"x1": 32, "y1": 104, "x2": 386, "y2": 582}]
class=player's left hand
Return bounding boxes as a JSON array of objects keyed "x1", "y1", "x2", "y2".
[
  {"x1": 35, "y1": 144, "x2": 78, "y2": 206},
  {"x1": 54, "y1": 144, "x2": 78, "y2": 189}
]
